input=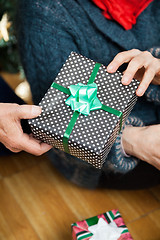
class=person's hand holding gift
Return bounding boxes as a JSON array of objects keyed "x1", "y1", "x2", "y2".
[
  {"x1": 122, "y1": 124, "x2": 160, "y2": 170},
  {"x1": 0, "y1": 103, "x2": 52, "y2": 155},
  {"x1": 107, "y1": 49, "x2": 160, "y2": 96},
  {"x1": 107, "y1": 49, "x2": 160, "y2": 170}
]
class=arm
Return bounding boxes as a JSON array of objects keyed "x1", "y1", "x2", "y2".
[{"x1": 107, "y1": 48, "x2": 160, "y2": 170}]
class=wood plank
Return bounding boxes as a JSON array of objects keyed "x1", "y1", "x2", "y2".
[
  {"x1": 0, "y1": 180, "x2": 41, "y2": 240},
  {"x1": 127, "y1": 209, "x2": 160, "y2": 240},
  {"x1": 0, "y1": 211, "x2": 16, "y2": 240},
  {"x1": 0, "y1": 152, "x2": 47, "y2": 178},
  {"x1": 149, "y1": 185, "x2": 160, "y2": 201}
]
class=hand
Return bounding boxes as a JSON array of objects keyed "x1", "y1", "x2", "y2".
[
  {"x1": 122, "y1": 125, "x2": 160, "y2": 170},
  {"x1": 0, "y1": 103, "x2": 52, "y2": 155},
  {"x1": 107, "y1": 49, "x2": 160, "y2": 96}
]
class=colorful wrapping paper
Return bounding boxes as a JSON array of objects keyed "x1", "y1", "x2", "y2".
[
  {"x1": 28, "y1": 52, "x2": 139, "y2": 169},
  {"x1": 71, "y1": 209, "x2": 133, "y2": 240}
]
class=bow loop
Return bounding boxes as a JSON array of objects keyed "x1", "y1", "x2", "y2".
[{"x1": 65, "y1": 82, "x2": 102, "y2": 115}]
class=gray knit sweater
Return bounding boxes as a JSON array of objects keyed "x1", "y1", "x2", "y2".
[{"x1": 17, "y1": 0, "x2": 160, "y2": 188}]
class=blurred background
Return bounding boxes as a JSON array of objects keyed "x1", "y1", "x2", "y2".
[{"x1": 0, "y1": 0, "x2": 32, "y2": 104}]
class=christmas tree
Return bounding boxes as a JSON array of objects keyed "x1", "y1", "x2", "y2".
[{"x1": 0, "y1": 0, "x2": 21, "y2": 73}]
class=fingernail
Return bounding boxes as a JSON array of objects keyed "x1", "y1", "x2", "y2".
[
  {"x1": 122, "y1": 76, "x2": 129, "y2": 84},
  {"x1": 32, "y1": 106, "x2": 42, "y2": 115},
  {"x1": 136, "y1": 88, "x2": 143, "y2": 96},
  {"x1": 107, "y1": 64, "x2": 114, "y2": 72}
]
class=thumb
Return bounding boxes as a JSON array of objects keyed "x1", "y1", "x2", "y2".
[{"x1": 16, "y1": 105, "x2": 42, "y2": 119}]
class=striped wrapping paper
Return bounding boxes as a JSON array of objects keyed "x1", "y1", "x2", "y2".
[{"x1": 71, "y1": 209, "x2": 133, "y2": 240}]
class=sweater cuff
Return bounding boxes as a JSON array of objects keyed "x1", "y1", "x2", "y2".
[
  {"x1": 104, "y1": 116, "x2": 144, "y2": 173},
  {"x1": 120, "y1": 116, "x2": 144, "y2": 157},
  {"x1": 145, "y1": 84, "x2": 160, "y2": 104},
  {"x1": 120, "y1": 132, "x2": 131, "y2": 158},
  {"x1": 148, "y1": 47, "x2": 160, "y2": 58}
]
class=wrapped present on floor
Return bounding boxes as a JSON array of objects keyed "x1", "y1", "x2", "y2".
[
  {"x1": 28, "y1": 52, "x2": 139, "y2": 169},
  {"x1": 71, "y1": 209, "x2": 133, "y2": 240}
]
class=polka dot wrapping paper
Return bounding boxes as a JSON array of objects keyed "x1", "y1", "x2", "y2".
[{"x1": 28, "y1": 52, "x2": 139, "y2": 169}]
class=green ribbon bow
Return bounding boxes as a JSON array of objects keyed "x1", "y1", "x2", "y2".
[
  {"x1": 51, "y1": 63, "x2": 123, "y2": 153},
  {"x1": 65, "y1": 82, "x2": 102, "y2": 115}
]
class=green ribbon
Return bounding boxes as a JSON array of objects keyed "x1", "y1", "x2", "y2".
[
  {"x1": 51, "y1": 63, "x2": 123, "y2": 153},
  {"x1": 74, "y1": 216, "x2": 98, "y2": 240},
  {"x1": 65, "y1": 82, "x2": 102, "y2": 115},
  {"x1": 86, "y1": 216, "x2": 99, "y2": 226}
]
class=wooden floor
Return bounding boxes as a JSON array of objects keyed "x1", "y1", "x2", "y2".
[
  {"x1": 0, "y1": 153, "x2": 160, "y2": 240},
  {"x1": 0, "y1": 73, "x2": 160, "y2": 239}
]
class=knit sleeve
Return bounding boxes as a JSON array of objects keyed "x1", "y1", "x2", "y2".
[
  {"x1": 17, "y1": 0, "x2": 81, "y2": 104},
  {"x1": 103, "y1": 116, "x2": 144, "y2": 173},
  {"x1": 144, "y1": 47, "x2": 160, "y2": 104}
]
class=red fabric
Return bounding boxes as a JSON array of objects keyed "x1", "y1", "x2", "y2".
[{"x1": 92, "y1": 0, "x2": 153, "y2": 30}]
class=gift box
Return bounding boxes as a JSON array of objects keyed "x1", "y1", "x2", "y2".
[
  {"x1": 29, "y1": 52, "x2": 138, "y2": 168},
  {"x1": 71, "y1": 209, "x2": 133, "y2": 240}
]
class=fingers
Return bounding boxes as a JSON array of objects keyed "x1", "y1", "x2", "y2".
[
  {"x1": 135, "y1": 57, "x2": 160, "y2": 96},
  {"x1": 107, "y1": 49, "x2": 160, "y2": 96},
  {"x1": 0, "y1": 103, "x2": 51, "y2": 156},
  {"x1": 16, "y1": 105, "x2": 42, "y2": 119},
  {"x1": 136, "y1": 68, "x2": 155, "y2": 96},
  {"x1": 4, "y1": 144, "x2": 21, "y2": 153},
  {"x1": 3, "y1": 133, "x2": 52, "y2": 155},
  {"x1": 19, "y1": 133, "x2": 52, "y2": 155},
  {"x1": 107, "y1": 49, "x2": 141, "y2": 73},
  {"x1": 121, "y1": 57, "x2": 144, "y2": 86}
]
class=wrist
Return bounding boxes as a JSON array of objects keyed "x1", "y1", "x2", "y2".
[
  {"x1": 122, "y1": 126, "x2": 143, "y2": 156},
  {"x1": 120, "y1": 135, "x2": 131, "y2": 157}
]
